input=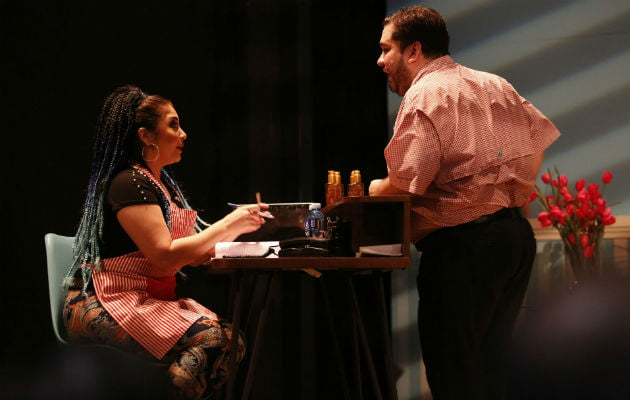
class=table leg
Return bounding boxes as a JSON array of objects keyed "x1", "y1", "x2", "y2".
[
  {"x1": 319, "y1": 277, "x2": 354, "y2": 400},
  {"x1": 348, "y1": 276, "x2": 384, "y2": 400},
  {"x1": 374, "y1": 271, "x2": 398, "y2": 400},
  {"x1": 241, "y1": 272, "x2": 277, "y2": 400},
  {"x1": 226, "y1": 271, "x2": 244, "y2": 400}
]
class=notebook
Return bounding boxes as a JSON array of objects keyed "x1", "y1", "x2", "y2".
[{"x1": 214, "y1": 241, "x2": 280, "y2": 258}]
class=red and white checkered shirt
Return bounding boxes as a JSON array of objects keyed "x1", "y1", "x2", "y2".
[{"x1": 385, "y1": 56, "x2": 560, "y2": 241}]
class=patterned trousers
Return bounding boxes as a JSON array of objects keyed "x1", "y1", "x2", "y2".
[{"x1": 64, "y1": 289, "x2": 246, "y2": 400}]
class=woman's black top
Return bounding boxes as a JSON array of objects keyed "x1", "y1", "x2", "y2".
[{"x1": 101, "y1": 167, "x2": 183, "y2": 259}]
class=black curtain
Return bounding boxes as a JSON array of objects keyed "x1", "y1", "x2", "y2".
[{"x1": 1, "y1": 0, "x2": 388, "y2": 398}]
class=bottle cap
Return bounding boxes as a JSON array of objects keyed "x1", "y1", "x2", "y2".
[{"x1": 309, "y1": 203, "x2": 321, "y2": 210}]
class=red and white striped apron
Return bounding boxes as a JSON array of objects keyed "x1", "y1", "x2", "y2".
[{"x1": 92, "y1": 166, "x2": 218, "y2": 360}]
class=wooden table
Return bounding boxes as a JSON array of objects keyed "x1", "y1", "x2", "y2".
[
  {"x1": 211, "y1": 196, "x2": 411, "y2": 400},
  {"x1": 212, "y1": 256, "x2": 408, "y2": 400}
]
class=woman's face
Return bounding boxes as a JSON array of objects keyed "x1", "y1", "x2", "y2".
[{"x1": 149, "y1": 103, "x2": 187, "y2": 166}]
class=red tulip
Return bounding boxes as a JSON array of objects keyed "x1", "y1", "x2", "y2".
[
  {"x1": 559, "y1": 175, "x2": 568, "y2": 187},
  {"x1": 602, "y1": 207, "x2": 616, "y2": 225},
  {"x1": 576, "y1": 189, "x2": 588, "y2": 203},
  {"x1": 603, "y1": 215, "x2": 616, "y2": 226},
  {"x1": 584, "y1": 244, "x2": 595, "y2": 258},
  {"x1": 541, "y1": 173, "x2": 551, "y2": 184},
  {"x1": 537, "y1": 211, "x2": 552, "y2": 227},
  {"x1": 595, "y1": 198, "x2": 606, "y2": 213},
  {"x1": 567, "y1": 232, "x2": 576, "y2": 245},
  {"x1": 588, "y1": 183, "x2": 600, "y2": 196},
  {"x1": 603, "y1": 206, "x2": 612, "y2": 218},
  {"x1": 580, "y1": 234, "x2": 589, "y2": 248},
  {"x1": 575, "y1": 179, "x2": 585, "y2": 191},
  {"x1": 529, "y1": 190, "x2": 537, "y2": 203},
  {"x1": 602, "y1": 171, "x2": 613, "y2": 184},
  {"x1": 549, "y1": 205, "x2": 566, "y2": 224}
]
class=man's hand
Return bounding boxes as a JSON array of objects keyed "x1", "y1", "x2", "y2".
[
  {"x1": 369, "y1": 178, "x2": 385, "y2": 195},
  {"x1": 369, "y1": 177, "x2": 409, "y2": 196}
]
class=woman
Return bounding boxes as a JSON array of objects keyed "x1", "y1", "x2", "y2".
[{"x1": 64, "y1": 85, "x2": 264, "y2": 399}]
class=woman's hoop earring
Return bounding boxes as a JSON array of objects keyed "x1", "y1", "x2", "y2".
[{"x1": 142, "y1": 143, "x2": 160, "y2": 162}]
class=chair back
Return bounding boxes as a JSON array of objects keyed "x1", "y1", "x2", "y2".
[{"x1": 44, "y1": 233, "x2": 75, "y2": 344}]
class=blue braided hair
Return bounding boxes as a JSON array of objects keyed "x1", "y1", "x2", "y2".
[{"x1": 66, "y1": 85, "x2": 207, "y2": 292}]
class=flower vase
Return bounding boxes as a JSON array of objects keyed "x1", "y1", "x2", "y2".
[{"x1": 562, "y1": 239, "x2": 602, "y2": 284}]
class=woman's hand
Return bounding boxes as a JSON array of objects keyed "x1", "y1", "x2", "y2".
[{"x1": 218, "y1": 203, "x2": 268, "y2": 240}]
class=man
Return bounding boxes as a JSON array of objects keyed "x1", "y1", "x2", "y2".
[{"x1": 369, "y1": 6, "x2": 560, "y2": 400}]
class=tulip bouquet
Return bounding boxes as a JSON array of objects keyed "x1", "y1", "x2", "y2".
[{"x1": 530, "y1": 168, "x2": 617, "y2": 281}]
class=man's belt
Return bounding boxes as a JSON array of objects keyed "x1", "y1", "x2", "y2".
[{"x1": 463, "y1": 207, "x2": 524, "y2": 226}]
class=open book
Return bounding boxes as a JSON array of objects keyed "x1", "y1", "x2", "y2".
[{"x1": 214, "y1": 241, "x2": 280, "y2": 258}]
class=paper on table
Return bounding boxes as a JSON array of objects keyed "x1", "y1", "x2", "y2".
[
  {"x1": 358, "y1": 244, "x2": 403, "y2": 257},
  {"x1": 214, "y1": 241, "x2": 279, "y2": 258}
]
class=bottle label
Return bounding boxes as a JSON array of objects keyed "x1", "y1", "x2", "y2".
[{"x1": 305, "y1": 213, "x2": 326, "y2": 238}]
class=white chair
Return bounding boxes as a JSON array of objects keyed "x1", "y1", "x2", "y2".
[
  {"x1": 43, "y1": 236, "x2": 172, "y2": 398},
  {"x1": 44, "y1": 233, "x2": 75, "y2": 344}
]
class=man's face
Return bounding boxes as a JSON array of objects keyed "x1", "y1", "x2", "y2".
[{"x1": 377, "y1": 24, "x2": 413, "y2": 96}]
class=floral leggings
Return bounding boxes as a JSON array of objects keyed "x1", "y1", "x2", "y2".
[{"x1": 64, "y1": 289, "x2": 246, "y2": 400}]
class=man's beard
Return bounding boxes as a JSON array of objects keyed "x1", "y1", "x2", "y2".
[{"x1": 389, "y1": 59, "x2": 413, "y2": 96}]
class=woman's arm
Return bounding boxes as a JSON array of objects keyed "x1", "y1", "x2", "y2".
[{"x1": 117, "y1": 203, "x2": 265, "y2": 274}]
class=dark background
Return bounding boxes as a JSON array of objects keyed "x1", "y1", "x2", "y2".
[{"x1": 1, "y1": 0, "x2": 390, "y2": 398}]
